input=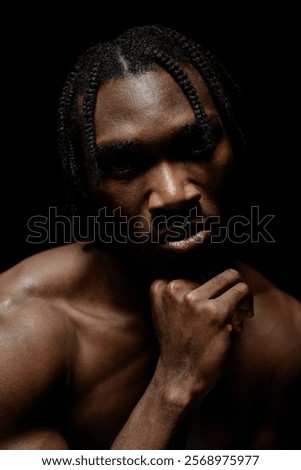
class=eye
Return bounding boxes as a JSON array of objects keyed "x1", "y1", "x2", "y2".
[
  {"x1": 186, "y1": 125, "x2": 223, "y2": 160},
  {"x1": 102, "y1": 158, "x2": 134, "y2": 178},
  {"x1": 187, "y1": 146, "x2": 212, "y2": 160},
  {"x1": 101, "y1": 155, "x2": 143, "y2": 179},
  {"x1": 181, "y1": 139, "x2": 213, "y2": 162}
]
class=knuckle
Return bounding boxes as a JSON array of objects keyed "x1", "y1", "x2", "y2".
[
  {"x1": 150, "y1": 279, "x2": 167, "y2": 296},
  {"x1": 166, "y1": 279, "x2": 184, "y2": 296},
  {"x1": 183, "y1": 291, "x2": 198, "y2": 306}
]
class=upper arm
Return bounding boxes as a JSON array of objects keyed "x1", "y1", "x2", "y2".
[{"x1": 0, "y1": 297, "x2": 70, "y2": 449}]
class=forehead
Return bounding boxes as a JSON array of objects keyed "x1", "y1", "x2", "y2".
[{"x1": 94, "y1": 65, "x2": 218, "y2": 146}]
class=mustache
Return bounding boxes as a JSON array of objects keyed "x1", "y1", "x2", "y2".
[
  {"x1": 128, "y1": 210, "x2": 222, "y2": 247},
  {"x1": 157, "y1": 214, "x2": 213, "y2": 234}
]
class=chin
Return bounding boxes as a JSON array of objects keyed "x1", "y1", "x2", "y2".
[{"x1": 124, "y1": 236, "x2": 233, "y2": 281}]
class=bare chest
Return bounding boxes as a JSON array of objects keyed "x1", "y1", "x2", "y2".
[
  {"x1": 62, "y1": 346, "x2": 255, "y2": 449},
  {"x1": 63, "y1": 313, "x2": 158, "y2": 448},
  {"x1": 59, "y1": 304, "x2": 299, "y2": 450}
]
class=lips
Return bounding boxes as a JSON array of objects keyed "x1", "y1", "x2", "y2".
[
  {"x1": 156, "y1": 219, "x2": 211, "y2": 244},
  {"x1": 151, "y1": 219, "x2": 213, "y2": 253},
  {"x1": 159, "y1": 230, "x2": 212, "y2": 252}
]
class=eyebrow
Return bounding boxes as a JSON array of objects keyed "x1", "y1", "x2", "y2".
[
  {"x1": 95, "y1": 140, "x2": 139, "y2": 158},
  {"x1": 95, "y1": 113, "x2": 221, "y2": 157}
]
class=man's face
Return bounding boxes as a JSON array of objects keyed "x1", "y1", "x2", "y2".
[{"x1": 86, "y1": 65, "x2": 235, "y2": 266}]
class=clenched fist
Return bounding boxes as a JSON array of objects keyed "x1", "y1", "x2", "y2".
[{"x1": 150, "y1": 269, "x2": 253, "y2": 403}]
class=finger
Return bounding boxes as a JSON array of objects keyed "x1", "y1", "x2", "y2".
[
  {"x1": 231, "y1": 311, "x2": 246, "y2": 332},
  {"x1": 230, "y1": 293, "x2": 254, "y2": 331},
  {"x1": 165, "y1": 278, "x2": 199, "y2": 299},
  {"x1": 191, "y1": 268, "x2": 243, "y2": 300},
  {"x1": 150, "y1": 278, "x2": 168, "y2": 294},
  {"x1": 220, "y1": 281, "x2": 252, "y2": 316},
  {"x1": 150, "y1": 279, "x2": 168, "y2": 305},
  {"x1": 237, "y1": 294, "x2": 254, "y2": 318},
  {"x1": 149, "y1": 280, "x2": 169, "y2": 330}
]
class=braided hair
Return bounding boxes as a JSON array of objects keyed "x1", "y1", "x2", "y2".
[{"x1": 57, "y1": 24, "x2": 245, "y2": 215}]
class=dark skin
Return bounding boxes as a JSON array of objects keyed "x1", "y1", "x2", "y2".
[{"x1": 0, "y1": 66, "x2": 300, "y2": 450}]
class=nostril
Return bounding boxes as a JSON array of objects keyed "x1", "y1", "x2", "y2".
[
  {"x1": 149, "y1": 199, "x2": 202, "y2": 220},
  {"x1": 147, "y1": 161, "x2": 201, "y2": 213},
  {"x1": 147, "y1": 183, "x2": 201, "y2": 214}
]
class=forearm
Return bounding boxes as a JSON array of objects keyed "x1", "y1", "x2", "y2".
[
  {"x1": 113, "y1": 269, "x2": 250, "y2": 450},
  {"x1": 111, "y1": 366, "x2": 200, "y2": 450}
]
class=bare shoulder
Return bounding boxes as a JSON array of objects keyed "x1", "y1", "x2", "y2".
[
  {"x1": 235, "y1": 260, "x2": 301, "y2": 374},
  {"x1": 0, "y1": 242, "x2": 98, "y2": 298},
  {"x1": 0, "y1": 243, "x2": 99, "y2": 445},
  {"x1": 237, "y1": 260, "x2": 301, "y2": 325},
  {"x1": 0, "y1": 242, "x2": 101, "y2": 364}
]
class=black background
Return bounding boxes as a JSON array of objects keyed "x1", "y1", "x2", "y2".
[{"x1": 1, "y1": 4, "x2": 300, "y2": 299}]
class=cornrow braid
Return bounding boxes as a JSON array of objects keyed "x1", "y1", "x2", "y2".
[
  {"x1": 148, "y1": 48, "x2": 216, "y2": 151},
  {"x1": 155, "y1": 26, "x2": 245, "y2": 152},
  {"x1": 81, "y1": 48, "x2": 104, "y2": 186},
  {"x1": 57, "y1": 66, "x2": 84, "y2": 213}
]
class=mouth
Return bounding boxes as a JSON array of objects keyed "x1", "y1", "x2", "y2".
[
  {"x1": 157, "y1": 230, "x2": 212, "y2": 252},
  {"x1": 153, "y1": 220, "x2": 213, "y2": 253}
]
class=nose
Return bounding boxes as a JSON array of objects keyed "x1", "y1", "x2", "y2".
[{"x1": 147, "y1": 161, "x2": 201, "y2": 214}]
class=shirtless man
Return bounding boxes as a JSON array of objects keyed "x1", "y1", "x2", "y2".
[{"x1": 0, "y1": 25, "x2": 300, "y2": 450}]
